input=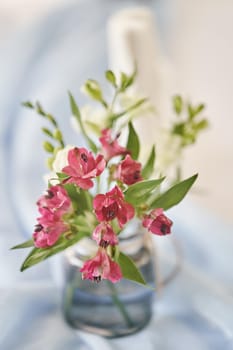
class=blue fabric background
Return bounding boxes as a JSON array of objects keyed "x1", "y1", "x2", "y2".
[{"x1": 0, "y1": 1, "x2": 233, "y2": 348}]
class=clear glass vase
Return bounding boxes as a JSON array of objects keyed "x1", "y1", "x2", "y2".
[{"x1": 61, "y1": 220, "x2": 156, "y2": 338}]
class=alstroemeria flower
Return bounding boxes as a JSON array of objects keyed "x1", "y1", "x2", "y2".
[
  {"x1": 92, "y1": 222, "x2": 118, "y2": 247},
  {"x1": 80, "y1": 248, "x2": 122, "y2": 283},
  {"x1": 62, "y1": 147, "x2": 105, "y2": 189},
  {"x1": 37, "y1": 185, "x2": 72, "y2": 215},
  {"x1": 99, "y1": 128, "x2": 129, "y2": 161},
  {"x1": 93, "y1": 185, "x2": 135, "y2": 228},
  {"x1": 33, "y1": 208, "x2": 68, "y2": 248},
  {"x1": 142, "y1": 208, "x2": 173, "y2": 236},
  {"x1": 115, "y1": 154, "x2": 143, "y2": 185},
  {"x1": 33, "y1": 223, "x2": 68, "y2": 248}
]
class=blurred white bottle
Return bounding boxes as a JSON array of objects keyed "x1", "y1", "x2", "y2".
[{"x1": 107, "y1": 6, "x2": 174, "y2": 146}]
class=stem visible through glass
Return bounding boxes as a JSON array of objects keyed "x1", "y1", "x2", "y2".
[{"x1": 106, "y1": 280, "x2": 134, "y2": 327}]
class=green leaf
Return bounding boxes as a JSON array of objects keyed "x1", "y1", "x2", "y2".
[
  {"x1": 69, "y1": 92, "x2": 81, "y2": 119},
  {"x1": 119, "y1": 72, "x2": 129, "y2": 92},
  {"x1": 150, "y1": 174, "x2": 198, "y2": 210},
  {"x1": 56, "y1": 172, "x2": 70, "y2": 180},
  {"x1": 188, "y1": 103, "x2": 205, "y2": 119},
  {"x1": 126, "y1": 122, "x2": 140, "y2": 160},
  {"x1": 77, "y1": 189, "x2": 93, "y2": 212},
  {"x1": 105, "y1": 70, "x2": 117, "y2": 88},
  {"x1": 194, "y1": 103, "x2": 205, "y2": 115},
  {"x1": 35, "y1": 101, "x2": 46, "y2": 116},
  {"x1": 119, "y1": 66, "x2": 137, "y2": 92},
  {"x1": 173, "y1": 95, "x2": 183, "y2": 115},
  {"x1": 43, "y1": 141, "x2": 54, "y2": 153},
  {"x1": 118, "y1": 252, "x2": 146, "y2": 286},
  {"x1": 22, "y1": 101, "x2": 34, "y2": 109},
  {"x1": 124, "y1": 178, "x2": 165, "y2": 206},
  {"x1": 64, "y1": 184, "x2": 93, "y2": 214},
  {"x1": 141, "y1": 145, "x2": 156, "y2": 179},
  {"x1": 64, "y1": 183, "x2": 80, "y2": 212},
  {"x1": 69, "y1": 92, "x2": 97, "y2": 153},
  {"x1": 70, "y1": 213, "x2": 96, "y2": 234},
  {"x1": 53, "y1": 129, "x2": 63, "y2": 141},
  {"x1": 194, "y1": 118, "x2": 209, "y2": 131},
  {"x1": 41, "y1": 127, "x2": 53, "y2": 138},
  {"x1": 20, "y1": 232, "x2": 88, "y2": 271},
  {"x1": 172, "y1": 122, "x2": 185, "y2": 136},
  {"x1": 11, "y1": 239, "x2": 34, "y2": 250},
  {"x1": 84, "y1": 79, "x2": 103, "y2": 102}
]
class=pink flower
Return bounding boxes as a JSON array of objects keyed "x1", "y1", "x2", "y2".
[
  {"x1": 93, "y1": 185, "x2": 135, "y2": 228},
  {"x1": 92, "y1": 222, "x2": 118, "y2": 247},
  {"x1": 142, "y1": 208, "x2": 173, "y2": 236},
  {"x1": 62, "y1": 147, "x2": 105, "y2": 189},
  {"x1": 33, "y1": 208, "x2": 68, "y2": 248},
  {"x1": 115, "y1": 154, "x2": 143, "y2": 185},
  {"x1": 37, "y1": 207, "x2": 60, "y2": 228},
  {"x1": 37, "y1": 185, "x2": 72, "y2": 215},
  {"x1": 99, "y1": 128, "x2": 129, "y2": 161},
  {"x1": 80, "y1": 248, "x2": 122, "y2": 283},
  {"x1": 33, "y1": 185, "x2": 72, "y2": 248}
]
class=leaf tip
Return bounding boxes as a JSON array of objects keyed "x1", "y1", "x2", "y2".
[
  {"x1": 20, "y1": 264, "x2": 26, "y2": 272},
  {"x1": 68, "y1": 91, "x2": 73, "y2": 101},
  {"x1": 192, "y1": 173, "x2": 199, "y2": 181}
]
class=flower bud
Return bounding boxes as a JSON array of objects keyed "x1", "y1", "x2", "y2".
[{"x1": 43, "y1": 141, "x2": 54, "y2": 153}]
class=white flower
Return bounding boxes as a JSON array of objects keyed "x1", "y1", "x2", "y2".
[
  {"x1": 43, "y1": 145, "x2": 74, "y2": 185},
  {"x1": 71, "y1": 106, "x2": 109, "y2": 136},
  {"x1": 52, "y1": 145, "x2": 74, "y2": 172}
]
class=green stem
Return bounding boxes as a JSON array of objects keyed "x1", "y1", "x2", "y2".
[
  {"x1": 101, "y1": 99, "x2": 109, "y2": 109},
  {"x1": 111, "y1": 98, "x2": 148, "y2": 121},
  {"x1": 81, "y1": 189, "x2": 93, "y2": 211},
  {"x1": 96, "y1": 175, "x2": 101, "y2": 194},
  {"x1": 106, "y1": 280, "x2": 134, "y2": 327},
  {"x1": 110, "y1": 89, "x2": 119, "y2": 112}
]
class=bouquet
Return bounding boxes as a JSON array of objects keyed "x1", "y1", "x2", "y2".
[{"x1": 12, "y1": 68, "x2": 208, "y2": 287}]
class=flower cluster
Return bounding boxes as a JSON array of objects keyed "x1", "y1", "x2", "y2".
[
  {"x1": 14, "y1": 68, "x2": 207, "y2": 287},
  {"x1": 33, "y1": 133, "x2": 172, "y2": 283},
  {"x1": 33, "y1": 185, "x2": 72, "y2": 248}
]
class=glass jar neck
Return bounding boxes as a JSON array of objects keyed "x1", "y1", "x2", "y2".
[{"x1": 65, "y1": 219, "x2": 150, "y2": 267}]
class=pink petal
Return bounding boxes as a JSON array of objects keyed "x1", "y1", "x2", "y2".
[
  {"x1": 68, "y1": 148, "x2": 82, "y2": 170},
  {"x1": 151, "y1": 208, "x2": 164, "y2": 217},
  {"x1": 62, "y1": 165, "x2": 78, "y2": 178},
  {"x1": 75, "y1": 178, "x2": 94, "y2": 190},
  {"x1": 104, "y1": 259, "x2": 122, "y2": 283},
  {"x1": 142, "y1": 215, "x2": 153, "y2": 229},
  {"x1": 93, "y1": 194, "x2": 106, "y2": 209},
  {"x1": 95, "y1": 154, "x2": 106, "y2": 175}
]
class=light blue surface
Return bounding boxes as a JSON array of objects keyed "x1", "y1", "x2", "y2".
[{"x1": 1, "y1": 1, "x2": 233, "y2": 349}]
